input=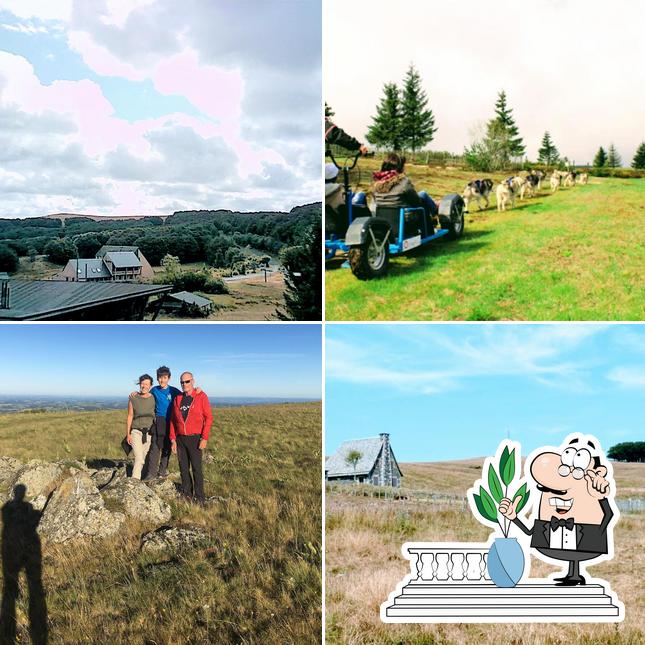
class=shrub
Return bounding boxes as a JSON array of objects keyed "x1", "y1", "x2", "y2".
[{"x1": 0, "y1": 244, "x2": 19, "y2": 273}]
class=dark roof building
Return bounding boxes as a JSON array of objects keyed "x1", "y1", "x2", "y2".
[
  {"x1": 57, "y1": 246, "x2": 154, "y2": 282},
  {"x1": 325, "y1": 433, "x2": 403, "y2": 487},
  {"x1": 0, "y1": 279, "x2": 172, "y2": 321}
]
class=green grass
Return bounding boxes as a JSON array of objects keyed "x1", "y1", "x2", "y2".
[
  {"x1": 0, "y1": 403, "x2": 321, "y2": 644},
  {"x1": 326, "y1": 162, "x2": 645, "y2": 320}
]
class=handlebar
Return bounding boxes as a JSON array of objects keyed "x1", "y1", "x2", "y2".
[{"x1": 328, "y1": 147, "x2": 362, "y2": 171}]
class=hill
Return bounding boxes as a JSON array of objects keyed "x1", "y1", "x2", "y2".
[
  {"x1": 326, "y1": 459, "x2": 644, "y2": 644},
  {"x1": 0, "y1": 403, "x2": 321, "y2": 644}
]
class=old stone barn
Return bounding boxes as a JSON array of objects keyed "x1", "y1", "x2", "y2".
[{"x1": 325, "y1": 433, "x2": 403, "y2": 487}]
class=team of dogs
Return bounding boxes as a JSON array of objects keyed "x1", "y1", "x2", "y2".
[{"x1": 463, "y1": 170, "x2": 589, "y2": 212}]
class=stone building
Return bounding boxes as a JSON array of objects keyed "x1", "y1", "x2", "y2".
[{"x1": 325, "y1": 433, "x2": 403, "y2": 487}]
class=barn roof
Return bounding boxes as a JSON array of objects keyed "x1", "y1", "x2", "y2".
[
  {"x1": 63, "y1": 258, "x2": 111, "y2": 279},
  {"x1": 325, "y1": 437, "x2": 385, "y2": 477},
  {"x1": 168, "y1": 291, "x2": 212, "y2": 308},
  {"x1": 0, "y1": 280, "x2": 171, "y2": 320},
  {"x1": 96, "y1": 245, "x2": 139, "y2": 257},
  {"x1": 104, "y1": 251, "x2": 142, "y2": 268}
]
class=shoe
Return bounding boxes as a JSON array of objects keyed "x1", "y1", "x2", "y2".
[
  {"x1": 158, "y1": 471, "x2": 168, "y2": 479},
  {"x1": 555, "y1": 576, "x2": 586, "y2": 587},
  {"x1": 142, "y1": 475, "x2": 157, "y2": 482}
]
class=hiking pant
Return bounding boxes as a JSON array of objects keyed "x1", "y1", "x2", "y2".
[
  {"x1": 144, "y1": 416, "x2": 171, "y2": 478},
  {"x1": 131, "y1": 429, "x2": 152, "y2": 480},
  {"x1": 176, "y1": 435, "x2": 204, "y2": 501}
]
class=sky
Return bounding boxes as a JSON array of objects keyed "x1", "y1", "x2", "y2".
[
  {"x1": 0, "y1": 323, "x2": 322, "y2": 398},
  {"x1": 326, "y1": 324, "x2": 645, "y2": 462},
  {"x1": 326, "y1": 0, "x2": 645, "y2": 166},
  {"x1": 0, "y1": 0, "x2": 321, "y2": 217}
]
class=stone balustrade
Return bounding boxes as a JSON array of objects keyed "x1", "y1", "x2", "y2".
[{"x1": 404, "y1": 543, "x2": 492, "y2": 584}]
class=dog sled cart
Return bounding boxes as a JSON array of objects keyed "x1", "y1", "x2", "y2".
[{"x1": 325, "y1": 150, "x2": 465, "y2": 279}]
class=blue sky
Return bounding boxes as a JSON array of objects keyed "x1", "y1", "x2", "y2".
[
  {"x1": 326, "y1": 324, "x2": 645, "y2": 462},
  {"x1": 0, "y1": 1, "x2": 321, "y2": 216},
  {"x1": 0, "y1": 324, "x2": 322, "y2": 398}
]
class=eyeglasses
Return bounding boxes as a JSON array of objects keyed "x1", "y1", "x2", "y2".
[
  {"x1": 180, "y1": 380, "x2": 192, "y2": 385},
  {"x1": 558, "y1": 464, "x2": 586, "y2": 480}
]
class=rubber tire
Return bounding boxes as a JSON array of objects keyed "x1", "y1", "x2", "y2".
[
  {"x1": 348, "y1": 231, "x2": 390, "y2": 280},
  {"x1": 439, "y1": 200, "x2": 465, "y2": 240}
]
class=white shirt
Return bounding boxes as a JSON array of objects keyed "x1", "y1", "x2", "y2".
[{"x1": 549, "y1": 524, "x2": 577, "y2": 550}]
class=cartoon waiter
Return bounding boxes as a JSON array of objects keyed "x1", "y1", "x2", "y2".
[{"x1": 499, "y1": 434, "x2": 617, "y2": 587}]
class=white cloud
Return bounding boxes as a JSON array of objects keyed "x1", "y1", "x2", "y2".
[
  {"x1": 607, "y1": 367, "x2": 645, "y2": 389},
  {"x1": 0, "y1": 0, "x2": 72, "y2": 21}
]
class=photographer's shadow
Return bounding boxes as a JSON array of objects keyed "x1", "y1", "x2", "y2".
[{"x1": 0, "y1": 484, "x2": 48, "y2": 645}]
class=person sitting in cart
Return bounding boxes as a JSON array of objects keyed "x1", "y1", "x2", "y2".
[{"x1": 355, "y1": 153, "x2": 438, "y2": 223}]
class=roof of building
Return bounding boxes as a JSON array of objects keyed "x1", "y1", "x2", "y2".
[
  {"x1": 0, "y1": 280, "x2": 172, "y2": 320},
  {"x1": 96, "y1": 245, "x2": 139, "y2": 258},
  {"x1": 167, "y1": 291, "x2": 212, "y2": 308},
  {"x1": 104, "y1": 251, "x2": 142, "y2": 269},
  {"x1": 0, "y1": 272, "x2": 9, "y2": 280},
  {"x1": 325, "y1": 437, "x2": 387, "y2": 477},
  {"x1": 63, "y1": 258, "x2": 111, "y2": 279}
]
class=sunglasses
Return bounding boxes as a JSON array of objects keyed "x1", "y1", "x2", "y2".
[{"x1": 180, "y1": 380, "x2": 192, "y2": 385}]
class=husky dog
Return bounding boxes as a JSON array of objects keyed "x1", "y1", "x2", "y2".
[
  {"x1": 463, "y1": 178, "x2": 494, "y2": 211},
  {"x1": 496, "y1": 178, "x2": 516, "y2": 211},
  {"x1": 520, "y1": 173, "x2": 540, "y2": 199},
  {"x1": 564, "y1": 171, "x2": 578, "y2": 187},
  {"x1": 533, "y1": 169, "x2": 546, "y2": 190},
  {"x1": 578, "y1": 172, "x2": 589, "y2": 185}
]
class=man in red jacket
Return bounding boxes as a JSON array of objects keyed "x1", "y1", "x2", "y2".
[{"x1": 169, "y1": 371, "x2": 212, "y2": 503}]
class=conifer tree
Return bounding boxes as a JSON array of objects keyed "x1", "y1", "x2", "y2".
[
  {"x1": 631, "y1": 142, "x2": 645, "y2": 169},
  {"x1": 593, "y1": 146, "x2": 607, "y2": 167},
  {"x1": 366, "y1": 83, "x2": 403, "y2": 150},
  {"x1": 491, "y1": 90, "x2": 525, "y2": 159},
  {"x1": 607, "y1": 143, "x2": 622, "y2": 168},
  {"x1": 325, "y1": 102, "x2": 334, "y2": 118},
  {"x1": 537, "y1": 131, "x2": 559, "y2": 166},
  {"x1": 400, "y1": 64, "x2": 437, "y2": 154}
]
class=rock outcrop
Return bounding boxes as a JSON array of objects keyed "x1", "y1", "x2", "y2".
[
  {"x1": 37, "y1": 472, "x2": 125, "y2": 543},
  {"x1": 5, "y1": 460, "x2": 64, "y2": 502},
  {"x1": 102, "y1": 478, "x2": 171, "y2": 524},
  {"x1": 140, "y1": 525, "x2": 211, "y2": 553},
  {"x1": 0, "y1": 456, "x2": 22, "y2": 487}
]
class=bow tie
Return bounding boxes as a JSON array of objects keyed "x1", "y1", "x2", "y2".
[{"x1": 550, "y1": 517, "x2": 575, "y2": 531}]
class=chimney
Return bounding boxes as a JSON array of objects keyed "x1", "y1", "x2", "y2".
[
  {"x1": 379, "y1": 433, "x2": 391, "y2": 486},
  {"x1": 0, "y1": 275, "x2": 10, "y2": 309}
]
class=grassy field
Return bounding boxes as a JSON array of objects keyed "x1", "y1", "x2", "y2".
[
  {"x1": 326, "y1": 459, "x2": 645, "y2": 645},
  {"x1": 0, "y1": 403, "x2": 321, "y2": 644},
  {"x1": 325, "y1": 161, "x2": 645, "y2": 320}
]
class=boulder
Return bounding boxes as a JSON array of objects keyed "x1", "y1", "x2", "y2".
[
  {"x1": 90, "y1": 466, "x2": 126, "y2": 490},
  {"x1": 6, "y1": 460, "x2": 63, "y2": 502},
  {"x1": 101, "y1": 478, "x2": 171, "y2": 525},
  {"x1": 0, "y1": 456, "x2": 22, "y2": 488},
  {"x1": 140, "y1": 525, "x2": 210, "y2": 553},
  {"x1": 38, "y1": 472, "x2": 125, "y2": 543},
  {"x1": 147, "y1": 478, "x2": 180, "y2": 501}
]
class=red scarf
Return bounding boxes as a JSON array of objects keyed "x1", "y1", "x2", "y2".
[{"x1": 372, "y1": 170, "x2": 399, "y2": 182}]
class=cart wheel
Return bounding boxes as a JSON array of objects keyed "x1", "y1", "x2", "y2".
[
  {"x1": 348, "y1": 228, "x2": 390, "y2": 280},
  {"x1": 439, "y1": 199, "x2": 465, "y2": 240}
]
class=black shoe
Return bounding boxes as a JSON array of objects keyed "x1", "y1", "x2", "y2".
[{"x1": 555, "y1": 576, "x2": 586, "y2": 586}]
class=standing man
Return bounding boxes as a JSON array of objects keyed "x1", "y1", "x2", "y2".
[
  {"x1": 143, "y1": 366, "x2": 181, "y2": 481},
  {"x1": 169, "y1": 372, "x2": 212, "y2": 504}
]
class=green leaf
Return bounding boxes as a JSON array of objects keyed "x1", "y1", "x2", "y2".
[
  {"x1": 499, "y1": 445, "x2": 510, "y2": 482},
  {"x1": 473, "y1": 493, "x2": 496, "y2": 523},
  {"x1": 501, "y1": 448, "x2": 516, "y2": 486},
  {"x1": 479, "y1": 486, "x2": 498, "y2": 522},
  {"x1": 487, "y1": 464, "x2": 503, "y2": 503},
  {"x1": 513, "y1": 483, "x2": 530, "y2": 514}
]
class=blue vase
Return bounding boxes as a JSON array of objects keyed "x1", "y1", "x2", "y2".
[{"x1": 487, "y1": 537, "x2": 525, "y2": 587}]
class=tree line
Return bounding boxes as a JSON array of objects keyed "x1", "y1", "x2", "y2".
[
  {"x1": 330, "y1": 65, "x2": 645, "y2": 171},
  {"x1": 606, "y1": 442, "x2": 645, "y2": 462}
]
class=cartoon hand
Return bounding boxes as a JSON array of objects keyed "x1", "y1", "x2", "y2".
[
  {"x1": 499, "y1": 496, "x2": 521, "y2": 520},
  {"x1": 585, "y1": 470, "x2": 610, "y2": 498}
]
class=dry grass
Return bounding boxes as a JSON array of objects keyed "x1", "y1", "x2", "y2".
[
  {"x1": 326, "y1": 460, "x2": 645, "y2": 644},
  {"x1": 0, "y1": 403, "x2": 321, "y2": 644}
]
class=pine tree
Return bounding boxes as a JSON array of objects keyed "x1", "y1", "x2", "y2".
[
  {"x1": 631, "y1": 142, "x2": 645, "y2": 169},
  {"x1": 537, "y1": 131, "x2": 559, "y2": 166},
  {"x1": 491, "y1": 90, "x2": 525, "y2": 159},
  {"x1": 366, "y1": 83, "x2": 403, "y2": 150},
  {"x1": 325, "y1": 102, "x2": 334, "y2": 118},
  {"x1": 276, "y1": 223, "x2": 321, "y2": 321},
  {"x1": 593, "y1": 146, "x2": 607, "y2": 167},
  {"x1": 607, "y1": 143, "x2": 622, "y2": 168},
  {"x1": 400, "y1": 64, "x2": 437, "y2": 154}
]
